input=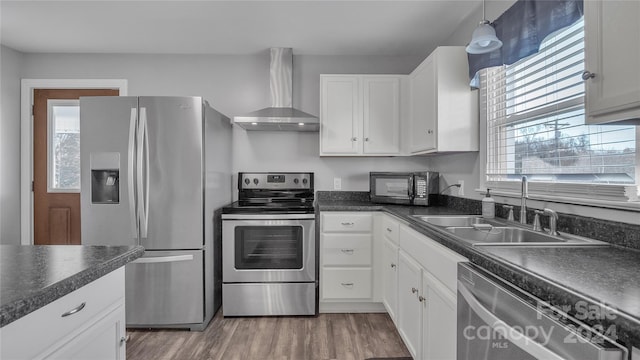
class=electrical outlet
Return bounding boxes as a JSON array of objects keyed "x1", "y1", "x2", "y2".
[
  {"x1": 333, "y1": 177, "x2": 342, "y2": 190},
  {"x1": 457, "y1": 180, "x2": 465, "y2": 196}
]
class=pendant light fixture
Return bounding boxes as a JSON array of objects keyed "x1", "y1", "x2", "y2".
[{"x1": 466, "y1": 0, "x2": 503, "y2": 54}]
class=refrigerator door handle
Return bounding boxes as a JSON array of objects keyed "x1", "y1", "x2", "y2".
[
  {"x1": 142, "y1": 108, "x2": 150, "y2": 238},
  {"x1": 137, "y1": 108, "x2": 148, "y2": 239},
  {"x1": 131, "y1": 254, "x2": 195, "y2": 264},
  {"x1": 128, "y1": 107, "x2": 138, "y2": 240}
]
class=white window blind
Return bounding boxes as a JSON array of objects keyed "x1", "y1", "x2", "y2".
[{"x1": 483, "y1": 18, "x2": 638, "y2": 203}]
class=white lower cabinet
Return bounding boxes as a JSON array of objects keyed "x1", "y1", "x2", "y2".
[
  {"x1": 422, "y1": 271, "x2": 457, "y2": 360},
  {"x1": 398, "y1": 224, "x2": 466, "y2": 360},
  {"x1": 47, "y1": 303, "x2": 125, "y2": 360},
  {"x1": 381, "y1": 237, "x2": 399, "y2": 323},
  {"x1": 320, "y1": 212, "x2": 466, "y2": 359},
  {"x1": 397, "y1": 245, "x2": 461, "y2": 360},
  {"x1": 0, "y1": 267, "x2": 126, "y2": 360},
  {"x1": 397, "y1": 249, "x2": 423, "y2": 359},
  {"x1": 320, "y1": 212, "x2": 374, "y2": 307}
]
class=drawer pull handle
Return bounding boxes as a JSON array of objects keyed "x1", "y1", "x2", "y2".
[
  {"x1": 386, "y1": 228, "x2": 392, "y2": 232},
  {"x1": 341, "y1": 222, "x2": 354, "y2": 226},
  {"x1": 341, "y1": 249, "x2": 354, "y2": 254},
  {"x1": 120, "y1": 335, "x2": 130, "y2": 345},
  {"x1": 61, "y1": 302, "x2": 86, "y2": 317},
  {"x1": 411, "y1": 287, "x2": 418, "y2": 294},
  {"x1": 341, "y1": 282, "x2": 354, "y2": 287},
  {"x1": 418, "y1": 295, "x2": 426, "y2": 302},
  {"x1": 390, "y1": 263, "x2": 396, "y2": 268}
]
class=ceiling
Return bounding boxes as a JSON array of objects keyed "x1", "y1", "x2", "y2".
[{"x1": 0, "y1": 1, "x2": 480, "y2": 56}]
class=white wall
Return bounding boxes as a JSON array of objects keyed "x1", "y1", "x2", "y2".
[
  {"x1": 8, "y1": 51, "x2": 433, "y2": 233},
  {"x1": 233, "y1": 54, "x2": 433, "y2": 191},
  {"x1": 427, "y1": 0, "x2": 517, "y2": 200},
  {"x1": 1, "y1": 45, "x2": 24, "y2": 244}
]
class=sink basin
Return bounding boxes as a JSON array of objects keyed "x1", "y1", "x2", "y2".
[
  {"x1": 445, "y1": 226, "x2": 607, "y2": 246},
  {"x1": 446, "y1": 227, "x2": 563, "y2": 245},
  {"x1": 413, "y1": 215, "x2": 490, "y2": 227}
]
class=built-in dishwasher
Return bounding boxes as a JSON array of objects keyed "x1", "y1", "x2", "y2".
[{"x1": 457, "y1": 263, "x2": 627, "y2": 360}]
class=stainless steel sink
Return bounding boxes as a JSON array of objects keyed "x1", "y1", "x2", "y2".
[
  {"x1": 412, "y1": 215, "x2": 494, "y2": 227},
  {"x1": 445, "y1": 226, "x2": 607, "y2": 246}
]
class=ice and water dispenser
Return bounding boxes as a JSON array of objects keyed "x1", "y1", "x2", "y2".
[{"x1": 90, "y1": 152, "x2": 120, "y2": 204}]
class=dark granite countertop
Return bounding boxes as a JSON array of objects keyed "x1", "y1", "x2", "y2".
[
  {"x1": 0, "y1": 245, "x2": 144, "y2": 327},
  {"x1": 317, "y1": 198, "x2": 640, "y2": 349}
]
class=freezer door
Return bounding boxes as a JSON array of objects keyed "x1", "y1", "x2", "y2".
[
  {"x1": 138, "y1": 97, "x2": 204, "y2": 250},
  {"x1": 125, "y1": 250, "x2": 204, "y2": 326},
  {"x1": 80, "y1": 96, "x2": 139, "y2": 246}
]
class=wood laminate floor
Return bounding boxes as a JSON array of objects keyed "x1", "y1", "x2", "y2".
[{"x1": 126, "y1": 312, "x2": 411, "y2": 360}]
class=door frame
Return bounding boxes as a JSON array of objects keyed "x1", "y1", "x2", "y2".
[{"x1": 21, "y1": 79, "x2": 128, "y2": 245}]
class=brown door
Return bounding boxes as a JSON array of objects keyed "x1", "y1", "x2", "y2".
[{"x1": 33, "y1": 89, "x2": 119, "y2": 245}]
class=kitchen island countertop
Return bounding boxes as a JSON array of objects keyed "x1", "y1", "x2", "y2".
[
  {"x1": 317, "y1": 198, "x2": 640, "y2": 349},
  {"x1": 0, "y1": 245, "x2": 144, "y2": 327}
]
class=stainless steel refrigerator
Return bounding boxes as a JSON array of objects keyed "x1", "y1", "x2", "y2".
[{"x1": 79, "y1": 96, "x2": 232, "y2": 330}]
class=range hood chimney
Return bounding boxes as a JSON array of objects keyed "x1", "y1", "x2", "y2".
[{"x1": 233, "y1": 48, "x2": 319, "y2": 131}]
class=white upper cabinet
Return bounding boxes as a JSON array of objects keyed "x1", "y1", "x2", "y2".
[
  {"x1": 584, "y1": 0, "x2": 640, "y2": 124},
  {"x1": 320, "y1": 76, "x2": 360, "y2": 154},
  {"x1": 363, "y1": 77, "x2": 401, "y2": 154},
  {"x1": 408, "y1": 46, "x2": 479, "y2": 154},
  {"x1": 320, "y1": 75, "x2": 403, "y2": 156}
]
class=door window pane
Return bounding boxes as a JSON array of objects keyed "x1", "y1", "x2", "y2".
[{"x1": 48, "y1": 100, "x2": 80, "y2": 192}]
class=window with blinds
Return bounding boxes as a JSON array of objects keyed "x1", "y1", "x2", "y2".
[{"x1": 483, "y1": 18, "x2": 638, "y2": 202}]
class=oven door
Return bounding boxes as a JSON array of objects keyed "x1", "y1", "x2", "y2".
[{"x1": 222, "y1": 214, "x2": 315, "y2": 283}]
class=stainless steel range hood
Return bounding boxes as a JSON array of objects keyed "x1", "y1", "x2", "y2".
[{"x1": 233, "y1": 48, "x2": 319, "y2": 132}]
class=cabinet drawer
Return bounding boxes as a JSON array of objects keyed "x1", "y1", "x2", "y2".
[
  {"x1": 0, "y1": 268, "x2": 125, "y2": 360},
  {"x1": 322, "y1": 213, "x2": 373, "y2": 233},
  {"x1": 382, "y1": 215, "x2": 401, "y2": 243},
  {"x1": 322, "y1": 234, "x2": 372, "y2": 266},
  {"x1": 322, "y1": 268, "x2": 372, "y2": 299}
]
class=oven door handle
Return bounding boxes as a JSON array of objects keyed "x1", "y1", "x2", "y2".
[
  {"x1": 221, "y1": 213, "x2": 316, "y2": 220},
  {"x1": 458, "y1": 283, "x2": 564, "y2": 360}
]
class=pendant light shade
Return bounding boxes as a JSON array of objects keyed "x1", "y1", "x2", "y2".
[
  {"x1": 466, "y1": 20, "x2": 503, "y2": 54},
  {"x1": 466, "y1": 0, "x2": 503, "y2": 54}
]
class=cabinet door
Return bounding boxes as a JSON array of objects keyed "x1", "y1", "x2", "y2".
[
  {"x1": 409, "y1": 55, "x2": 437, "y2": 153},
  {"x1": 584, "y1": 0, "x2": 640, "y2": 124},
  {"x1": 382, "y1": 238, "x2": 399, "y2": 323},
  {"x1": 397, "y1": 250, "x2": 423, "y2": 359},
  {"x1": 422, "y1": 271, "x2": 457, "y2": 360},
  {"x1": 48, "y1": 304, "x2": 126, "y2": 360},
  {"x1": 363, "y1": 77, "x2": 401, "y2": 154},
  {"x1": 320, "y1": 76, "x2": 361, "y2": 154}
]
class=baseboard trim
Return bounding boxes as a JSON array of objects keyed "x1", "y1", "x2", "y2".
[{"x1": 319, "y1": 302, "x2": 387, "y2": 313}]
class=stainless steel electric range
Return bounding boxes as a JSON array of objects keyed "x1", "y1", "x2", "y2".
[{"x1": 221, "y1": 172, "x2": 317, "y2": 316}]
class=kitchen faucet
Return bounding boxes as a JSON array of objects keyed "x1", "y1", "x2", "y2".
[
  {"x1": 520, "y1": 176, "x2": 528, "y2": 224},
  {"x1": 543, "y1": 208, "x2": 559, "y2": 236}
]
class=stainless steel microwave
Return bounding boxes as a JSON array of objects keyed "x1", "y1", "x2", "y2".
[{"x1": 369, "y1": 171, "x2": 439, "y2": 206}]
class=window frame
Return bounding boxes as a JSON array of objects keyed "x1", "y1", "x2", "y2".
[
  {"x1": 478, "y1": 18, "x2": 639, "y2": 209},
  {"x1": 478, "y1": 56, "x2": 640, "y2": 210}
]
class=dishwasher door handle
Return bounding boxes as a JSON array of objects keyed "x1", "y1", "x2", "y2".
[{"x1": 458, "y1": 283, "x2": 564, "y2": 360}]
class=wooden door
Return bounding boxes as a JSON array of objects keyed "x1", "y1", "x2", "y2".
[{"x1": 33, "y1": 89, "x2": 119, "y2": 245}]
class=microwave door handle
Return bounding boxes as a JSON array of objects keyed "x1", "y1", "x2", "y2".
[
  {"x1": 458, "y1": 284, "x2": 564, "y2": 360},
  {"x1": 408, "y1": 175, "x2": 415, "y2": 200}
]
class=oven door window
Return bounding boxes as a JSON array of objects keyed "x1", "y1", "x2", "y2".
[{"x1": 234, "y1": 226, "x2": 303, "y2": 269}]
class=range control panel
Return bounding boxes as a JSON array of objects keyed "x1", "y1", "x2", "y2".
[{"x1": 239, "y1": 172, "x2": 312, "y2": 190}]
